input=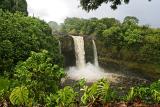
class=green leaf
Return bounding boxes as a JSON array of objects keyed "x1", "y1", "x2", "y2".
[{"x1": 9, "y1": 86, "x2": 29, "y2": 106}]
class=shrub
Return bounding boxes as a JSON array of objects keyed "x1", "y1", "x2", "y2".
[
  {"x1": 125, "y1": 80, "x2": 160, "y2": 103},
  {"x1": 0, "y1": 10, "x2": 63, "y2": 75},
  {"x1": 81, "y1": 79, "x2": 116, "y2": 106},
  {"x1": 14, "y1": 51, "x2": 65, "y2": 104}
]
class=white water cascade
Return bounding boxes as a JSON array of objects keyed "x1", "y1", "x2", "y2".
[
  {"x1": 66, "y1": 36, "x2": 118, "y2": 82},
  {"x1": 92, "y1": 40, "x2": 99, "y2": 67},
  {"x1": 72, "y1": 36, "x2": 86, "y2": 68}
]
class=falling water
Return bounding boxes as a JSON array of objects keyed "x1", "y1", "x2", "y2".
[
  {"x1": 66, "y1": 36, "x2": 118, "y2": 82},
  {"x1": 92, "y1": 40, "x2": 99, "y2": 67},
  {"x1": 72, "y1": 36, "x2": 86, "y2": 68},
  {"x1": 63, "y1": 36, "x2": 144, "y2": 84}
]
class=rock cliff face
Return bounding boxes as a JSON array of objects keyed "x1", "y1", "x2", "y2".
[
  {"x1": 60, "y1": 36, "x2": 76, "y2": 67},
  {"x1": 84, "y1": 36, "x2": 94, "y2": 64},
  {"x1": 60, "y1": 35, "x2": 95, "y2": 67}
]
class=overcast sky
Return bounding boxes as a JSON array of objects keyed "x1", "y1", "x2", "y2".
[{"x1": 26, "y1": 0, "x2": 160, "y2": 27}]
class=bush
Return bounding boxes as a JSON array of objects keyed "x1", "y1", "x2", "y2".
[
  {"x1": 81, "y1": 79, "x2": 116, "y2": 106},
  {"x1": 125, "y1": 80, "x2": 160, "y2": 104},
  {"x1": 14, "y1": 51, "x2": 65, "y2": 104},
  {"x1": 0, "y1": 10, "x2": 63, "y2": 75},
  {"x1": 55, "y1": 86, "x2": 77, "y2": 107}
]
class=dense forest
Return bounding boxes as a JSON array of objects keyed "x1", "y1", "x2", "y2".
[{"x1": 0, "y1": 0, "x2": 159, "y2": 107}]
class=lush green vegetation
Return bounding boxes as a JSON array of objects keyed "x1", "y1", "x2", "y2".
[
  {"x1": 60, "y1": 17, "x2": 120, "y2": 36},
  {"x1": 0, "y1": 0, "x2": 28, "y2": 15},
  {"x1": 14, "y1": 51, "x2": 65, "y2": 104},
  {"x1": 0, "y1": 77, "x2": 159, "y2": 106},
  {"x1": 0, "y1": 0, "x2": 65, "y2": 106},
  {"x1": 0, "y1": 0, "x2": 159, "y2": 106},
  {"x1": 0, "y1": 10, "x2": 63, "y2": 76}
]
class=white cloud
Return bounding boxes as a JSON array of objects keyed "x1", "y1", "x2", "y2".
[{"x1": 27, "y1": 0, "x2": 69, "y2": 23}]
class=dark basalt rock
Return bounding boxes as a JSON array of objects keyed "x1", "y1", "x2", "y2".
[
  {"x1": 60, "y1": 35, "x2": 76, "y2": 67},
  {"x1": 84, "y1": 36, "x2": 94, "y2": 64},
  {"x1": 60, "y1": 35, "x2": 95, "y2": 67}
]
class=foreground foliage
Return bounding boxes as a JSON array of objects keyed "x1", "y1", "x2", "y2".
[
  {"x1": 55, "y1": 86, "x2": 77, "y2": 107},
  {"x1": 0, "y1": 77, "x2": 159, "y2": 106},
  {"x1": 0, "y1": 5, "x2": 64, "y2": 106},
  {"x1": 9, "y1": 86, "x2": 29, "y2": 106},
  {"x1": 81, "y1": 79, "x2": 115, "y2": 105},
  {"x1": 14, "y1": 51, "x2": 65, "y2": 105},
  {"x1": 0, "y1": 10, "x2": 63, "y2": 75},
  {"x1": 46, "y1": 79, "x2": 160, "y2": 107},
  {"x1": 125, "y1": 80, "x2": 160, "y2": 103}
]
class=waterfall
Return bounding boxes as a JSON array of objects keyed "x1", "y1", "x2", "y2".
[
  {"x1": 72, "y1": 36, "x2": 86, "y2": 68},
  {"x1": 92, "y1": 40, "x2": 99, "y2": 67},
  {"x1": 67, "y1": 36, "x2": 115, "y2": 82},
  {"x1": 58, "y1": 40, "x2": 61, "y2": 54}
]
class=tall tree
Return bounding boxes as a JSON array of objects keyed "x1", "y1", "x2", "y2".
[
  {"x1": 123, "y1": 16, "x2": 139, "y2": 25},
  {"x1": 48, "y1": 21, "x2": 60, "y2": 35},
  {"x1": 0, "y1": 10, "x2": 62, "y2": 75},
  {"x1": 0, "y1": 0, "x2": 28, "y2": 15},
  {"x1": 79, "y1": 0, "x2": 151, "y2": 12}
]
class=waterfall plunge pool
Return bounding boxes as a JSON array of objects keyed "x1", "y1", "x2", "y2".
[
  {"x1": 66, "y1": 62, "x2": 119, "y2": 82},
  {"x1": 61, "y1": 36, "x2": 149, "y2": 92}
]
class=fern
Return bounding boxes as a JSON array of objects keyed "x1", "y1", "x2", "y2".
[{"x1": 9, "y1": 86, "x2": 29, "y2": 106}]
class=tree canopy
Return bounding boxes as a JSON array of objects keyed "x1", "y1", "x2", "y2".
[
  {"x1": 0, "y1": 0, "x2": 28, "y2": 15},
  {"x1": 80, "y1": 0, "x2": 151, "y2": 11},
  {"x1": 0, "y1": 10, "x2": 63, "y2": 75},
  {"x1": 61, "y1": 17, "x2": 120, "y2": 36},
  {"x1": 14, "y1": 51, "x2": 65, "y2": 104},
  {"x1": 48, "y1": 21, "x2": 61, "y2": 35}
]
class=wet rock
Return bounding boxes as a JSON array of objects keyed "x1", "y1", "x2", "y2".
[
  {"x1": 60, "y1": 35, "x2": 76, "y2": 67},
  {"x1": 84, "y1": 36, "x2": 94, "y2": 64}
]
